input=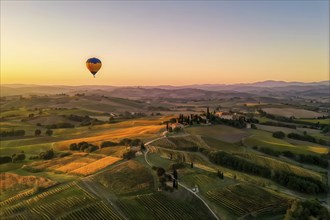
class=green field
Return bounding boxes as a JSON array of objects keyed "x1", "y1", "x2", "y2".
[
  {"x1": 0, "y1": 182, "x2": 123, "y2": 220},
  {"x1": 243, "y1": 130, "x2": 329, "y2": 155},
  {"x1": 186, "y1": 125, "x2": 250, "y2": 143},
  {"x1": 1, "y1": 94, "x2": 329, "y2": 220},
  {"x1": 295, "y1": 118, "x2": 330, "y2": 125},
  {"x1": 262, "y1": 107, "x2": 325, "y2": 118},
  {"x1": 94, "y1": 160, "x2": 154, "y2": 196},
  {"x1": 205, "y1": 184, "x2": 290, "y2": 218}
]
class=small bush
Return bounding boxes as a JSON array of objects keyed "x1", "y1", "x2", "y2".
[
  {"x1": 169, "y1": 162, "x2": 186, "y2": 170},
  {"x1": 101, "y1": 141, "x2": 118, "y2": 148},
  {"x1": 58, "y1": 152, "x2": 71, "y2": 158},
  {"x1": 12, "y1": 153, "x2": 25, "y2": 162},
  {"x1": 123, "y1": 150, "x2": 136, "y2": 160},
  {"x1": 39, "y1": 149, "x2": 54, "y2": 160},
  {"x1": 0, "y1": 156, "x2": 12, "y2": 164},
  {"x1": 272, "y1": 131, "x2": 285, "y2": 139}
]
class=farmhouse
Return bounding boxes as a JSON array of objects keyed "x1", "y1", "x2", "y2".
[
  {"x1": 215, "y1": 112, "x2": 235, "y2": 120},
  {"x1": 215, "y1": 112, "x2": 246, "y2": 121},
  {"x1": 171, "y1": 123, "x2": 184, "y2": 129}
]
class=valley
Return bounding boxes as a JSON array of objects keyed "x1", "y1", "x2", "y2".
[{"x1": 0, "y1": 82, "x2": 329, "y2": 219}]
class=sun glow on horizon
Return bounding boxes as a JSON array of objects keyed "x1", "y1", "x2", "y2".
[{"x1": 1, "y1": 1, "x2": 329, "y2": 86}]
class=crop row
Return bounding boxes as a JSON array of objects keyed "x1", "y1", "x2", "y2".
[
  {"x1": 190, "y1": 174, "x2": 215, "y2": 186},
  {"x1": 210, "y1": 189, "x2": 277, "y2": 210},
  {"x1": 116, "y1": 199, "x2": 146, "y2": 220},
  {"x1": 136, "y1": 193, "x2": 207, "y2": 220},
  {"x1": 58, "y1": 201, "x2": 122, "y2": 220},
  {"x1": 206, "y1": 186, "x2": 288, "y2": 217},
  {"x1": 30, "y1": 195, "x2": 92, "y2": 219},
  {"x1": 25, "y1": 182, "x2": 76, "y2": 205},
  {"x1": 0, "y1": 188, "x2": 35, "y2": 207},
  {"x1": 2, "y1": 214, "x2": 29, "y2": 220},
  {"x1": 152, "y1": 138, "x2": 176, "y2": 149},
  {"x1": 206, "y1": 191, "x2": 247, "y2": 216},
  {"x1": 1, "y1": 182, "x2": 83, "y2": 219}
]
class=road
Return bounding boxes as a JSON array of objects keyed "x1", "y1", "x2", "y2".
[{"x1": 144, "y1": 137, "x2": 220, "y2": 220}]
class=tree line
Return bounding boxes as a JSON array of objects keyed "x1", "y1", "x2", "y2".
[
  {"x1": 272, "y1": 131, "x2": 329, "y2": 146},
  {"x1": 0, "y1": 130, "x2": 25, "y2": 137},
  {"x1": 285, "y1": 199, "x2": 330, "y2": 220},
  {"x1": 253, "y1": 146, "x2": 329, "y2": 168},
  {"x1": 201, "y1": 149, "x2": 327, "y2": 194}
]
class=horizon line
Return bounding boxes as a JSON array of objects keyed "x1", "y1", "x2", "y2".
[{"x1": 1, "y1": 79, "x2": 329, "y2": 87}]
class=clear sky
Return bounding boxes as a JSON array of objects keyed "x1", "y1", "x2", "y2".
[{"x1": 1, "y1": 1, "x2": 329, "y2": 86}]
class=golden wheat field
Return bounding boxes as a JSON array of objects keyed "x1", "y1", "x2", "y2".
[
  {"x1": 55, "y1": 156, "x2": 99, "y2": 173},
  {"x1": 55, "y1": 125, "x2": 164, "y2": 151},
  {"x1": 69, "y1": 156, "x2": 122, "y2": 176},
  {"x1": 95, "y1": 146, "x2": 128, "y2": 157},
  {"x1": 29, "y1": 153, "x2": 104, "y2": 171},
  {"x1": 0, "y1": 172, "x2": 56, "y2": 193}
]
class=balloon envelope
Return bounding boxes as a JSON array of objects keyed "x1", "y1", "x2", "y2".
[{"x1": 86, "y1": 57, "x2": 102, "y2": 77}]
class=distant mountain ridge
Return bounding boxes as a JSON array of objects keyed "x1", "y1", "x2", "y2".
[{"x1": 1, "y1": 80, "x2": 329, "y2": 98}]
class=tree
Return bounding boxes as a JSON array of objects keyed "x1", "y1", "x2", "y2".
[
  {"x1": 39, "y1": 149, "x2": 54, "y2": 160},
  {"x1": 123, "y1": 150, "x2": 135, "y2": 160},
  {"x1": 120, "y1": 138, "x2": 132, "y2": 146},
  {"x1": 140, "y1": 142, "x2": 146, "y2": 151},
  {"x1": 273, "y1": 131, "x2": 285, "y2": 139},
  {"x1": 217, "y1": 170, "x2": 221, "y2": 178},
  {"x1": 131, "y1": 138, "x2": 141, "y2": 146},
  {"x1": 159, "y1": 176, "x2": 167, "y2": 189},
  {"x1": 157, "y1": 167, "x2": 166, "y2": 177},
  {"x1": 0, "y1": 156, "x2": 12, "y2": 164},
  {"x1": 46, "y1": 129, "x2": 53, "y2": 136},
  {"x1": 101, "y1": 141, "x2": 118, "y2": 148},
  {"x1": 12, "y1": 152, "x2": 25, "y2": 163},
  {"x1": 173, "y1": 169, "x2": 178, "y2": 180},
  {"x1": 285, "y1": 200, "x2": 330, "y2": 220},
  {"x1": 35, "y1": 129, "x2": 41, "y2": 136},
  {"x1": 206, "y1": 107, "x2": 210, "y2": 119},
  {"x1": 190, "y1": 162, "x2": 194, "y2": 168}
]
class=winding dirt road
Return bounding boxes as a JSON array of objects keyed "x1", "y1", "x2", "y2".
[{"x1": 144, "y1": 137, "x2": 220, "y2": 220}]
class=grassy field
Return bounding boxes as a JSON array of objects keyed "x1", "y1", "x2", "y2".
[
  {"x1": 243, "y1": 130, "x2": 329, "y2": 155},
  {"x1": 0, "y1": 116, "x2": 168, "y2": 159},
  {"x1": 256, "y1": 124, "x2": 299, "y2": 134},
  {"x1": 202, "y1": 136, "x2": 245, "y2": 152},
  {"x1": 55, "y1": 124, "x2": 164, "y2": 150},
  {"x1": 0, "y1": 172, "x2": 57, "y2": 201},
  {"x1": 117, "y1": 191, "x2": 217, "y2": 220},
  {"x1": 205, "y1": 184, "x2": 290, "y2": 219},
  {"x1": 152, "y1": 134, "x2": 209, "y2": 150},
  {"x1": 296, "y1": 118, "x2": 330, "y2": 125},
  {"x1": 255, "y1": 124, "x2": 330, "y2": 144},
  {"x1": 262, "y1": 107, "x2": 325, "y2": 118},
  {"x1": 186, "y1": 125, "x2": 250, "y2": 143},
  {"x1": 94, "y1": 160, "x2": 154, "y2": 196},
  {"x1": 1, "y1": 96, "x2": 328, "y2": 220},
  {"x1": 69, "y1": 156, "x2": 122, "y2": 176},
  {"x1": 0, "y1": 181, "x2": 123, "y2": 220},
  {"x1": 235, "y1": 153, "x2": 324, "y2": 182}
]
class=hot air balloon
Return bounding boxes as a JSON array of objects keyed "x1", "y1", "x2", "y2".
[{"x1": 86, "y1": 57, "x2": 102, "y2": 77}]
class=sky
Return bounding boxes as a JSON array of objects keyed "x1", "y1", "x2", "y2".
[{"x1": 1, "y1": 1, "x2": 329, "y2": 86}]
